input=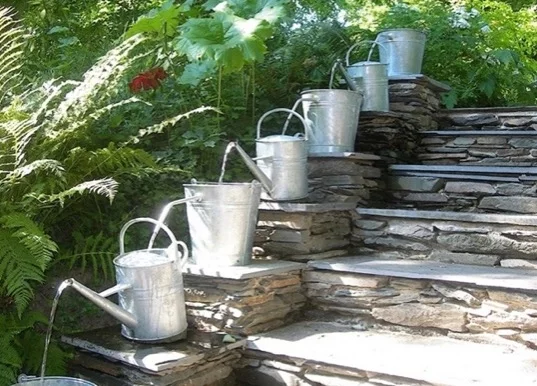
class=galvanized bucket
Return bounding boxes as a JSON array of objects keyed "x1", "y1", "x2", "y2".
[
  {"x1": 13, "y1": 376, "x2": 96, "y2": 386},
  {"x1": 256, "y1": 108, "x2": 309, "y2": 201},
  {"x1": 345, "y1": 40, "x2": 389, "y2": 112},
  {"x1": 299, "y1": 87, "x2": 363, "y2": 154},
  {"x1": 376, "y1": 28, "x2": 426, "y2": 76},
  {"x1": 184, "y1": 180, "x2": 262, "y2": 266}
]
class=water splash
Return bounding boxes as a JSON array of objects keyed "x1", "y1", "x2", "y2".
[
  {"x1": 218, "y1": 142, "x2": 236, "y2": 184},
  {"x1": 40, "y1": 279, "x2": 71, "y2": 381}
]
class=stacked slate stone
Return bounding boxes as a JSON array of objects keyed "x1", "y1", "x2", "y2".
[
  {"x1": 421, "y1": 109, "x2": 537, "y2": 165},
  {"x1": 352, "y1": 212, "x2": 537, "y2": 268},
  {"x1": 254, "y1": 203, "x2": 354, "y2": 262},
  {"x1": 183, "y1": 270, "x2": 305, "y2": 335},
  {"x1": 357, "y1": 75, "x2": 449, "y2": 164},
  {"x1": 304, "y1": 269, "x2": 537, "y2": 348},
  {"x1": 387, "y1": 174, "x2": 537, "y2": 212},
  {"x1": 307, "y1": 153, "x2": 383, "y2": 205},
  {"x1": 61, "y1": 327, "x2": 244, "y2": 386}
]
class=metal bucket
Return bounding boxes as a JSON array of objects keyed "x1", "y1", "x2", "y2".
[
  {"x1": 184, "y1": 181, "x2": 262, "y2": 266},
  {"x1": 256, "y1": 108, "x2": 308, "y2": 201},
  {"x1": 345, "y1": 41, "x2": 389, "y2": 112},
  {"x1": 376, "y1": 28, "x2": 426, "y2": 76},
  {"x1": 300, "y1": 89, "x2": 362, "y2": 153},
  {"x1": 13, "y1": 376, "x2": 96, "y2": 385},
  {"x1": 114, "y1": 218, "x2": 188, "y2": 342}
]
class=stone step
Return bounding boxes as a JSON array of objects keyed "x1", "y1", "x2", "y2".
[
  {"x1": 238, "y1": 321, "x2": 537, "y2": 386},
  {"x1": 353, "y1": 208, "x2": 537, "y2": 267},
  {"x1": 303, "y1": 256, "x2": 537, "y2": 352},
  {"x1": 387, "y1": 165, "x2": 537, "y2": 213},
  {"x1": 418, "y1": 130, "x2": 537, "y2": 166},
  {"x1": 437, "y1": 107, "x2": 537, "y2": 130}
]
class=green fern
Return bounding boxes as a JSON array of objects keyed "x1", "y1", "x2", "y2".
[
  {"x1": 0, "y1": 214, "x2": 57, "y2": 315},
  {"x1": 0, "y1": 7, "x2": 24, "y2": 105},
  {"x1": 0, "y1": 311, "x2": 67, "y2": 382},
  {"x1": 55, "y1": 232, "x2": 117, "y2": 282}
]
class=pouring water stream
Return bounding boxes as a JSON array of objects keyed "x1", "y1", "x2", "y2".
[{"x1": 40, "y1": 280, "x2": 71, "y2": 382}]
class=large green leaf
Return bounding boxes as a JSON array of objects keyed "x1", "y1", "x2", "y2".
[
  {"x1": 179, "y1": 60, "x2": 217, "y2": 85},
  {"x1": 124, "y1": 0, "x2": 187, "y2": 39}
]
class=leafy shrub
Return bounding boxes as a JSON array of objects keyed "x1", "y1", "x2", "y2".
[{"x1": 347, "y1": 0, "x2": 537, "y2": 107}]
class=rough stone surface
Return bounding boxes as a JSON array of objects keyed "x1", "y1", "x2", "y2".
[
  {"x1": 371, "y1": 303, "x2": 467, "y2": 332},
  {"x1": 479, "y1": 196, "x2": 537, "y2": 214},
  {"x1": 244, "y1": 321, "x2": 537, "y2": 386},
  {"x1": 389, "y1": 176, "x2": 443, "y2": 192},
  {"x1": 184, "y1": 270, "x2": 305, "y2": 335}
]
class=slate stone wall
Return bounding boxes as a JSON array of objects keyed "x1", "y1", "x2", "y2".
[
  {"x1": 388, "y1": 175, "x2": 537, "y2": 213},
  {"x1": 352, "y1": 214, "x2": 537, "y2": 267},
  {"x1": 304, "y1": 269, "x2": 537, "y2": 348}
]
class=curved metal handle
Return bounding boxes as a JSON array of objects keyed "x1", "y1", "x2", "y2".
[
  {"x1": 175, "y1": 240, "x2": 189, "y2": 269},
  {"x1": 256, "y1": 108, "x2": 309, "y2": 140},
  {"x1": 281, "y1": 97, "x2": 318, "y2": 135},
  {"x1": 345, "y1": 40, "x2": 389, "y2": 65},
  {"x1": 119, "y1": 217, "x2": 179, "y2": 263},
  {"x1": 329, "y1": 60, "x2": 359, "y2": 91}
]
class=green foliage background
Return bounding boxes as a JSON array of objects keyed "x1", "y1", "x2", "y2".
[{"x1": 0, "y1": 0, "x2": 536, "y2": 383}]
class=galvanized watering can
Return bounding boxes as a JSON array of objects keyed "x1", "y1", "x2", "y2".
[
  {"x1": 66, "y1": 218, "x2": 189, "y2": 343},
  {"x1": 345, "y1": 40, "x2": 389, "y2": 112},
  {"x1": 184, "y1": 180, "x2": 262, "y2": 267},
  {"x1": 291, "y1": 63, "x2": 362, "y2": 154},
  {"x1": 375, "y1": 28, "x2": 426, "y2": 76},
  {"x1": 13, "y1": 376, "x2": 96, "y2": 386},
  {"x1": 232, "y1": 108, "x2": 309, "y2": 201}
]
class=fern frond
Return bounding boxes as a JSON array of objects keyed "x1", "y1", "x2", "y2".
[
  {"x1": 40, "y1": 178, "x2": 119, "y2": 206},
  {"x1": 47, "y1": 35, "x2": 146, "y2": 131},
  {"x1": 9, "y1": 159, "x2": 64, "y2": 180},
  {"x1": 56, "y1": 232, "x2": 117, "y2": 282},
  {"x1": 64, "y1": 145, "x2": 160, "y2": 178},
  {"x1": 1, "y1": 213, "x2": 58, "y2": 270},
  {"x1": 0, "y1": 7, "x2": 25, "y2": 105},
  {"x1": 130, "y1": 106, "x2": 218, "y2": 144},
  {"x1": 0, "y1": 227, "x2": 50, "y2": 315}
]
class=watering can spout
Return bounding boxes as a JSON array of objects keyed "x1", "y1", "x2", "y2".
[
  {"x1": 66, "y1": 278, "x2": 138, "y2": 329},
  {"x1": 230, "y1": 142, "x2": 274, "y2": 194}
]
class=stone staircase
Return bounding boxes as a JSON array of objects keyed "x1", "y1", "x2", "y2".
[{"x1": 237, "y1": 101, "x2": 537, "y2": 384}]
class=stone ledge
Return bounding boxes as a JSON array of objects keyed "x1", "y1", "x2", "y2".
[
  {"x1": 391, "y1": 171, "x2": 519, "y2": 182},
  {"x1": 356, "y1": 207, "x2": 537, "y2": 226},
  {"x1": 244, "y1": 321, "x2": 537, "y2": 386},
  {"x1": 185, "y1": 260, "x2": 305, "y2": 280},
  {"x1": 61, "y1": 327, "x2": 245, "y2": 373},
  {"x1": 388, "y1": 74, "x2": 451, "y2": 92},
  {"x1": 390, "y1": 164, "x2": 537, "y2": 174},
  {"x1": 423, "y1": 130, "x2": 537, "y2": 136},
  {"x1": 308, "y1": 152, "x2": 381, "y2": 161},
  {"x1": 259, "y1": 201, "x2": 356, "y2": 213},
  {"x1": 308, "y1": 256, "x2": 537, "y2": 291}
]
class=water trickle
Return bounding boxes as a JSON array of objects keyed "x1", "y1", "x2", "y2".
[
  {"x1": 218, "y1": 142, "x2": 236, "y2": 184},
  {"x1": 40, "y1": 279, "x2": 71, "y2": 381}
]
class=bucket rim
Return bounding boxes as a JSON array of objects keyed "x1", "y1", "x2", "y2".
[
  {"x1": 184, "y1": 181, "x2": 261, "y2": 187},
  {"x1": 12, "y1": 376, "x2": 96, "y2": 386},
  {"x1": 377, "y1": 27, "x2": 427, "y2": 35},
  {"x1": 301, "y1": 88, "x2": 362, "y2": 95},
  {"x1": 347, "y1": 61, "x2": 387, "y2": 68},
  {"x1": 257, "y1": 134, "x2": 305, "y2": 143},
  {"x1": 113, "y1": 248, "x2": 174, "y2": 268}
]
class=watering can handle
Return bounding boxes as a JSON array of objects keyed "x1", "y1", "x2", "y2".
[
  {"x1": 119, "y1": 217, "x2": 180, "y2": 264},
  {"x1": 345, "y1": 40, "x2": 389, "y2": 66},
  {"x1": 329, "y1": 60, "x2": 359, "y2": 91},
  {"x1": 174, "y1": 240, "x2": 189, "y2": 269},
  {"x1": 257, "y1": 108, "x2": 309, "y2": 140}
]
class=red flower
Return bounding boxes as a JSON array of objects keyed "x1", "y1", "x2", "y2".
[{"x1": 129, "y1": 67, "x2": 168, "y2": 93}]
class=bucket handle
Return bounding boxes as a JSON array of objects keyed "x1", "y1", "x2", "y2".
[
  {"x1": 345, "y1": 40, "x2": 388, "y2": 66},
  {"x1": 329, "y1": 60, "x2": 359, "y2": 91},
  {"x1": 257, "y1": 108, "x2": 309, "y2": 140},
  {"x1": 119, "y1": 217, "x2": 185, "y2": 268}
]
